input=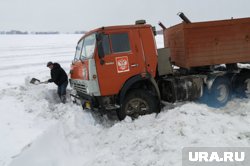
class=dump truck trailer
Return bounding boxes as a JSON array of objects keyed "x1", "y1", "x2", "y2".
[
  {"x1": 165, "y1": 17, "x2": 250, "y2": 68},
  {"x1": 70, "y1": 14, "x2": 250, "y2": 120}
]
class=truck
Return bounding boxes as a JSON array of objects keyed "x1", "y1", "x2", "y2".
[{"x1": 69, "y1": 13, "x2": 250, "y2": 120}]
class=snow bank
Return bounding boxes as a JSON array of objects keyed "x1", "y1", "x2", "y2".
[{"x1": 8, "y1": 87, "x2": 250, "y2": 166}]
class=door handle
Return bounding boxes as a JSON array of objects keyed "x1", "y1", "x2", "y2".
[{"x1": 131, "y1": 64, "x2": 139, "y2": 67}]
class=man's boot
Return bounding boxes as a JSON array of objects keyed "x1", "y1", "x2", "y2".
[{"x1": 61, "y1": 95, "x2": 66, "y2": 104}]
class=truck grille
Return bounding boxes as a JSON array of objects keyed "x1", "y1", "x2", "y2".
[{"x1": 72, "y1": 81, "x2": 87, "y2": 94}]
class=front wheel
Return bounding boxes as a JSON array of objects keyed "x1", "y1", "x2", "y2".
[{"x1": 117, "y1": 89, "x2": 160, "y2": 120}]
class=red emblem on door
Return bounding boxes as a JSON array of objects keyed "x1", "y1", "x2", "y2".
[{"x1": 116, "y1": 56, "x2": 130, "y2": 73}]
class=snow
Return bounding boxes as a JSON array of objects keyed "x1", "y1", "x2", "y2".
[{"x1": 0, "y1": 34, "x2": 250, "y2": 166}]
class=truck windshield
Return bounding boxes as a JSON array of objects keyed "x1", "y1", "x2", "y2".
[{"x1": 74, "y1": 33, "x2": 96, "y2": 61}]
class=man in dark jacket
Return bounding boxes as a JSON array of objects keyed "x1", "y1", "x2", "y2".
[{"x1": 47, "y1": 61, "x2": 68, "y2": 103}]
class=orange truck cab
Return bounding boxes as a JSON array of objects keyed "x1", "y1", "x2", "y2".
[
  {"x1": 70, "y1": 21, "x2": 161, "y2": 120},
  {"x1": 70, "y1": 16, "x2": 250, "y2": 120}
]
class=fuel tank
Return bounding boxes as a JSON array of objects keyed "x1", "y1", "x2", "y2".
[{"x1": 158, "y1": 75, "x2": 203, "y2": 102}]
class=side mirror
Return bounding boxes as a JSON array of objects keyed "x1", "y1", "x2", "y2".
[
  {"x1": 152, "y1": 26, "x2": 157, "y2": 36},
  {"x1": 100, "y1": 59, "x2": 105, "y2": 65},
  {"x1": 96, "y1": 33, "x2": 105, "y2": 60}
]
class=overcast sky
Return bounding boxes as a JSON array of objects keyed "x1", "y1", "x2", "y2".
[{"x1": 1, "y1": 0, "x2": 250, "y2": 32}]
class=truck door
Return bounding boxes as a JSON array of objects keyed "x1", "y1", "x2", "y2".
[{"x1": 95, "y1": 30, "x2": 143, "y2": 96}]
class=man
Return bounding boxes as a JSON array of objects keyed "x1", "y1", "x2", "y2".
[{"x1": 46, "y1": 61, "x2": 68, "y2": 103}]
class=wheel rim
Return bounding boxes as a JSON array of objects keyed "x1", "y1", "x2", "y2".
[
  {"x1": 216, "y1": 84, "x2": 229, "y2": 102},
  {"x1": 125, "y1": 98, "x2": 149, "y2": 117},
  {"x1": 245, "y1": 78, "x2": 250, "y2": 97}
]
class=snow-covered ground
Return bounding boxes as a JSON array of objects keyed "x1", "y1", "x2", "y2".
[{"x1": 0, "y1": 34, "x2": 250, "y2": 166}]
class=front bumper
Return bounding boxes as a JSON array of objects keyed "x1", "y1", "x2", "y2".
[{"x1": 70, "y1": 90, "x2": 98, "y2": 110}]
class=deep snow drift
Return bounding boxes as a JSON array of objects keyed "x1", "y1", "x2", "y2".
[{"x1": 0, "y1": 34, "x2": 250, "y2": 166}]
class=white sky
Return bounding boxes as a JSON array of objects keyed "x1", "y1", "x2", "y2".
[{"x1": 0, "y1": 0, "x2": 250, "y2": 32}]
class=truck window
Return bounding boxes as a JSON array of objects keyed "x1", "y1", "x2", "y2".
[
  {"x1": 80, "y1": 33, "x2": 96, "y2": 60},
  {"x1": 110, "y1": 33, "x2": 131, "y2": 53},
  {"x1": 74, "y1": 39, "x2": 83, "y2": 61},
  {"x1": 102, "y1": 34, "x2": 111, "y2": 55}
]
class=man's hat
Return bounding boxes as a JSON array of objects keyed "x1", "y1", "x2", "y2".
[{"x1": 47, "y1": 61, "x2": 53, "y2": 67}]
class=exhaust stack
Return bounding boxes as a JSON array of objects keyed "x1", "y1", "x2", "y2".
[
  {"x1": 158, "y1": 22, "x2": 167, "y2": 30},
  {"x1": 177, "y1": 12, "x2": 191, "y2": 23}
]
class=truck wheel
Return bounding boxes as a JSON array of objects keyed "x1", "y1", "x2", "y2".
[
  {"x1": 117, "y1": 89, "x2": 160, "y2": 120},
  {"x1": 207, "y1": 76, "x2": 231, "y2": 107},
  {"x1": 234, "y1": 73, "x2": 250, "y2": 98}
]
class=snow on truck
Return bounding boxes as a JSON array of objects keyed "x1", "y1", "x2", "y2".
[{"x1": 69, "y1": 13, "x2": 250, "y2": 120}]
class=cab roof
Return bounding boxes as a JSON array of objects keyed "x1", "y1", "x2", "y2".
[{"x1": 78, "y1": 24, "x2": 152, "y2": 43}]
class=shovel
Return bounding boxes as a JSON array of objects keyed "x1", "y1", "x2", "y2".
[{"x1": 30, "y1": 78, "x2": 48, "y2": 85}]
